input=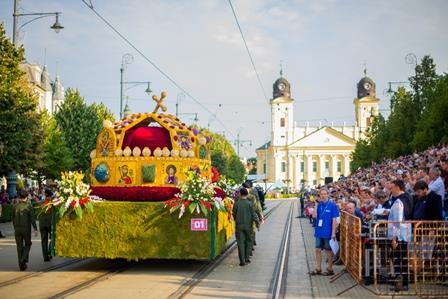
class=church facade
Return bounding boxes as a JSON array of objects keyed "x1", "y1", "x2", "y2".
[{"x1": 256, "y1": 72, "x2": 380, "y2": 190}]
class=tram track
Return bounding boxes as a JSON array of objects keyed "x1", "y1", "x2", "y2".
[
  {"x1": 2, "y1": 201, "x2": 284, "y2": 298},
  {"x1": 168, "y1": 200, "x2": 285, "y2": 299},
  {"x1": 49, "y1": 259, "x2": 133, "y2": 299},
  {"x1": 269, "y1": 200, "x2": 294, "y2": 299},
  {"x1": 0, "y1": 258, "x2": 84, "y2": 288}
]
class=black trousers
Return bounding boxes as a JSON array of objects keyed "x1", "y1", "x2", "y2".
[
  {"x1": 392, "y1": 240, "x2": 409, "y2": 286},
  {"x1": 40, "y1": 225, "x2": 51, "y2": 259},
  {"x1": 14, "y1": 228, "x2": 32, "y2": 266}
]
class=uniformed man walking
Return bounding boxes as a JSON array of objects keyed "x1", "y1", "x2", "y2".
[
  {"x1": 12, "y1": 190, "x2": 38, "y2": 271},
  {"x1": 243, "y1": 182, "x2": 263, "y2": 249},
  {"x1": 233, "y1": 188, "x2": 259, "y2": 266},
  {"x1": 39, "y1": 189, "x2": 53, "y2": 262}
]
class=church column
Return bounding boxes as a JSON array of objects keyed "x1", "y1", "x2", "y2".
[
  {"x1": 331, "y1": 154, "x2": 338, "y2": 180},
  {"x1": 291, "y1": 155, "x2": 296, "y2": 192},
  {"x1": 319, "y1": 155, "x2": 325, "y2": 186},
  {"x1": 343, "y1": 154, "x2": 350, "y2": 176},
  {"x1": 306, "y1": 155, "x2": 313, "y2": 187}
]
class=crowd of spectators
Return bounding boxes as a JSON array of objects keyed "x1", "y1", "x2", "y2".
[{"x1": 301, "y1": 145, "x2": 447, "y2": 292}]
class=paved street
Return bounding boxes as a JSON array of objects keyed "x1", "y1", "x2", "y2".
[{"x1": 0, "y1": 199, "x2": 387, "y2": 299}]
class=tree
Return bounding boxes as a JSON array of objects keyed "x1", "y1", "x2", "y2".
[
  {"x1": 55, "y1": 89, "x2": 114, "y2": 176},
  {"x1": 41, "y1": 114, "x2": 74, "y2": 180},
  {"x1": 385, "y1": 87, "x2": 418, "y2": 157},
  {"x1": 247, "y1": 157, "x2": 257, "y2": 175},
  {"x1": 0, "y1": 24, "x2": 45, "y2": 193},
  {"x1": 409, "y1": 55, "x2": 439, "y2": 114},
  {"x1": 197, "y1": 128, "x2": 246, "y2": 181},
  {"x1": 412, "y1": 74, "x2": 448, "y2": 150},
  {"x1": 226, "y1": 155, "x2": 246, "y2": 183}
]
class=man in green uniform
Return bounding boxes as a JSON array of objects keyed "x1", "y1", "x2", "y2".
[
  {"x1": 233, "y1": 188, "x2": 259, "y2": 266},
  {"x1": 12, "y1": 190, "x2": 38, "y2": 271},
  {"x1": 243, "y1": 182, "x2": 263, "y2": 249},
  {"x1": 39, "y1": 189, "x2": 53, "y2": 262}
]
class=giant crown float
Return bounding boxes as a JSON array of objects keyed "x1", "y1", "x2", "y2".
[{"x1": 90, "y1": 91, "x2": 212, "y2": 201}]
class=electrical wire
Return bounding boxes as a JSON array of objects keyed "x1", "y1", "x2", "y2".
[
  {"x1": 81, "y1": 0, "x2": 234, "y2": 138},
  {"x1": 228, "y1": 0, "x2": 268, "y2": 102}
]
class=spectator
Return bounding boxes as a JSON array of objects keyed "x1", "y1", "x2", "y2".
[
  {"x1": 413, "y1": 180, "x2": 443, "y2": 220},
  {"x1": 309, "y1": 188, "x2": 339, "y2": 276},
  {"x1": 388, "y1": 179, "x2": 412, "y2": 292}
]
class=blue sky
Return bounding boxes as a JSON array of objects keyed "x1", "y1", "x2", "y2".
[{"x1": 1, "y1": 0, "x2": 447, "y2": 157}]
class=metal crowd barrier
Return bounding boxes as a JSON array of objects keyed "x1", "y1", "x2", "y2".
[
  {"x1": 330, "y1": 211, "x2": 363, "y2": 295},
  {"x1": 372, "y1": 220, "x2": 448, "y2": 298}
]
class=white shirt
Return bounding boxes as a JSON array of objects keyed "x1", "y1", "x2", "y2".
[{"x1": 429, "y1": 176, "x2": 445, "y2": 200}]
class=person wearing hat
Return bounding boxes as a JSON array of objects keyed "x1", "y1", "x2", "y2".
[
  {"x1": 12, "y1": 189, "x2": 38, "y2": 271},
  {"x1": 39, "y1": 189, "x2": 54, "y2": 262},
  {"x1": 233, "y1": 187, "x2": 259, "y2": 266}
]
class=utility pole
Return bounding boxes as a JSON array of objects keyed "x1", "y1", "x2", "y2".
[
  {"x1": 176, "y1": 93, "x2": 185, "y2": 117},
  {"x1": 234, "y1": 132, "x2": 252, "y2": 157}
]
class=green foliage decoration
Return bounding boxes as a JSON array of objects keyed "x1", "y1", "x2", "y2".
[{"x1": 55, "y1": 201, "x2": 229, "y2": 260}]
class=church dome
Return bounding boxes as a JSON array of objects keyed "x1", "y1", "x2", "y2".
[
  {"x1": 357, "y1": 75, "x2": 376, "y2": 99},
  {"x1": 273, "y1": 77, "x2": 291, "y2": 99}
]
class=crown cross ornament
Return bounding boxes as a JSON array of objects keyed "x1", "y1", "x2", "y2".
[{"x1": 152, "y1": 91, "x2": 168, "y2": 113}]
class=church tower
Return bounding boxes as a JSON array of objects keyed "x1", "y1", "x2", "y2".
[
  {"x1": 271, "y1": 69, "x2": 294, "y2": 147},
  {"x1": 353, "y1": 69, "x2": 379, "y2": 131}
]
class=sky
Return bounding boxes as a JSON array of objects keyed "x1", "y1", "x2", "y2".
[{"x1": 1, "y1": 0, "x2": 447, "y2": 158}]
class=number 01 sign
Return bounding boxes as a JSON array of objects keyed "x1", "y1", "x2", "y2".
[{"x1": 191, "y1": 218, "x2": 208, "y2": 231}]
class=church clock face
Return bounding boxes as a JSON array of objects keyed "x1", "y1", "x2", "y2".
[
  {"x1": 278, "y1": 83, "x2": 286, "y2": 91},
  {"x1": 364, "y1": 82, "x2": 371, "y2": 90}
]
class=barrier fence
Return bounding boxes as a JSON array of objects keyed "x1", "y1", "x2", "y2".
[
  {"x1": 372, "y1": 220, "x2": 448, "y2": 298},
  {"x1": 335, "y1": 214, "x2": 448, "y2": 298}
]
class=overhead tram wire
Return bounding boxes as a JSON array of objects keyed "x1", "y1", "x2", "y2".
[
  {"x1": 228, "y1": 0, "x2": 268, "y2": 102},
  {"x1": 81, "y1": 0, "x2": 234, "y2": 138}
]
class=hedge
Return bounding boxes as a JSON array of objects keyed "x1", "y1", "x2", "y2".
[{"x1": 54, "y1": 201, "x2": 234, "y2": 261}]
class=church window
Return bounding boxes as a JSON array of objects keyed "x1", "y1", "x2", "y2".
[
  {"x1": 300, "y1": 162, "x2": 304, "y2": 172},
  {"x1": 325, "y1": 161, "x2": 329, "y2": 170},
  {"x1": 280, "y1": 118, "x2": 285, "y2": 127},
  {"x1": 312, "y1": 161, "x2": 317, "y2": 172},
  {"x1": 281, "y1": 162, "x2": 286, "y2": 172},
  {"x1": 337, "y1": 161, "x2": 341, "y2": 172},
  {"x1": 313, "y1": 180, "x2": 317, "y2": 186}
]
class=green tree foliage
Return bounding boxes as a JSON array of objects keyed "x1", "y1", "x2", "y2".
[
  {"x1": 55, "y1": 89, "x2": 114, "y2": 176},
  {"x1": 385, "y1": 87, "x2": 417, "y2": 157},
  {"x1": 226, "y1": 155, "x2": 246, "y2": 183},
  {"x1": 41, "y1": 114, "x2": 74, "y2": 179},
  {"x1": 412, "y1": 74, "x2": 448, "y2": 150},
  {"x1": 0, "y1": 24, "x2": 44, "y2": 176},
  {"x1": 409, "y1": 55, "x2": 439, "y2": 113},
  {"x1": 199, "y1": 128, "x2": 245, "y2": 182},
  {"x1": 351, "y1": 55, "x2": 448, "y2": 169},
  {"x1": 247, "y1": 157, "x2": 257, "y2": 175}
]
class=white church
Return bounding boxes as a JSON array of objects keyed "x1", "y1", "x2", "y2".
[{"x1": 256, "y1": 71, "x2": 380, "y2": 191}]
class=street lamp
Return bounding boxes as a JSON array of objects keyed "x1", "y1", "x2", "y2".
[
  {"x1": 120, "y1": 53, "x2": 152, "y2": 118},
  {"x1": 12, "y1": 0, "x2": 64, "y2": 47}
]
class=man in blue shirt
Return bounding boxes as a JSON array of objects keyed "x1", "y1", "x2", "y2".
[{"x1": 309, "y1": 188, "x2": 339, "y2": 276}]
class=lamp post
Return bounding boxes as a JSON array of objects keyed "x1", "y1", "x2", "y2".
[
  {"x1": 386, "y1": 81, "x2": 408, "y2": 110},
  {"x1": 233, "y1": 130, "x2": 252, "y2": 157},
  {"x1": 12, "y1": 0, "x2": 63, "y2": 47},
  {"x1": 119, "y1": 53, "x2": 152, "y2": 118},
  {"x1": 176, "y1": 93, "x2": 185, "y2": 117}
]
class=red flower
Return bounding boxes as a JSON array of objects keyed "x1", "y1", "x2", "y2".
[
  {"x1": 202, "y1": 200, "x2": 212, "y2": 211},
  {"x1": 211, "y1": 167, "x2": 219, "y2": 183},
  {"x1": 214, "y1": 187, "x2": 226, "y2": 199}
]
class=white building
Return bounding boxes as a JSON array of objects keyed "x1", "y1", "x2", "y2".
[
  {"x1": 19, "y1": 63, "x2": 65, "y2": 114},
  {"x1": 256, "y1": 71, "x2": 380, "y2": 190}
]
